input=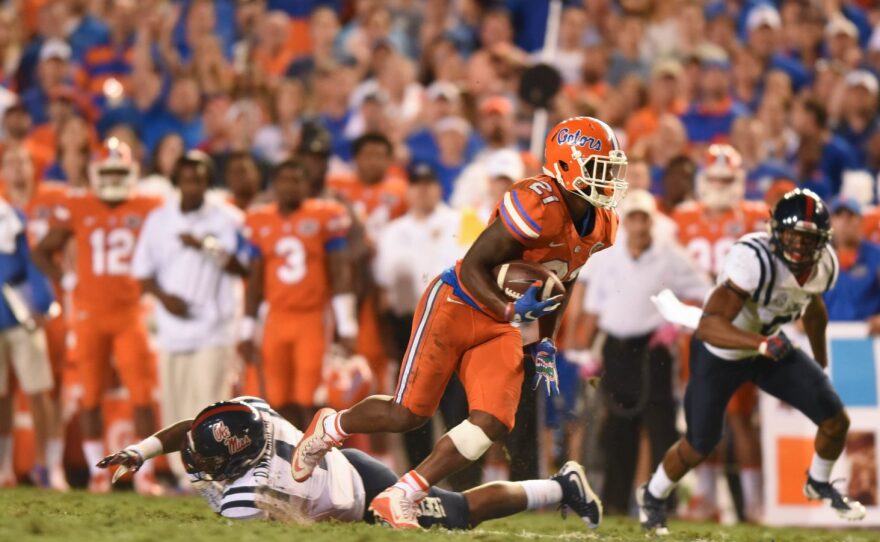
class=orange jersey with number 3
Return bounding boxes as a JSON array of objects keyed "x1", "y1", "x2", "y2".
[
  {"x1": 53, "y1": 190, "x2": 161, "y2": 313},
  {"x1": 245, "y1": 199, "x2": 350, "y2": 313},
  {"x1": 673, "y1": 200, "x2": 768, "y2": 277}
]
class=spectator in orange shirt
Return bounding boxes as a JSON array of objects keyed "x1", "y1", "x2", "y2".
[{"x1": 626, "y1": 59, "x2": 686, "y2": 147}]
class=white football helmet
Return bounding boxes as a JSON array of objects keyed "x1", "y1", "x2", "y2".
[
  {"x1": 89, "y1": 137, "x2": 139, "y2": 202},
  {"x1": 695, "y1": 144, "x2": 745, "y2": 210}
]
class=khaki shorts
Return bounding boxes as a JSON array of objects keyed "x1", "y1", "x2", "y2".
[{"x1": 0, "y1": 326, "x2": 54, "y2": 395}]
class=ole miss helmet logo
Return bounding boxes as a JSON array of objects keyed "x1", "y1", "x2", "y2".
[
  {"x1": 555, "y1": 127, "x2": 602, "y2": 151},
  {"x1": 211, "y1": 420, "x2": 253, "y2": 455}
]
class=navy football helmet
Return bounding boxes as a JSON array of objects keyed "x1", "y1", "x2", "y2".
[
  {"x1": 769, "y1": 188, "x2": 832, "y2": 274},
  {"x1": 182, "y1": 401, "x2": 268, "y2": 481}
]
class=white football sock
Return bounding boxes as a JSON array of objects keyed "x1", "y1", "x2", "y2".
[
  {"x1": 648, "y1": 463, "x2": 677, "y2": 499},
  {"x1": 82, "y1": 440, "x2": 104, "y2": 477},
  {"x1": 694, "y1": 463, "x2": 719, "y2": 508},
  {"x1": 809, "y1": 454, "x2": 835, "y2": 483},
  {"x1": 520, "y1": 479, "x2": 563, "y2": 510},
  {"x1": 393, "y1": 470, "x2": 429, "y2": 501},
  {"x1": 46, "y1": 438, "x2": 64, "y2": 470},
  {"x1": 0, "y1": 435, "x2": 12, "y2": 474},
  {"x1": 740, "y1": 467, "x2": 763, "y2": 510},
  {"x1": 323, "y1": 411, "x2": 349, "y2": 442}
]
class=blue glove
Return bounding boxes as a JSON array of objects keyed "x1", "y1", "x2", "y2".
[
  {"x1": 505, "y1": 282, "x2": 563, "y2": 323},
  {"x1": 528, "y1": 338, "x2": 559, "y2": 396}
]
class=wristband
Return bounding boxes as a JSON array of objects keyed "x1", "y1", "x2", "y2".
[
  {"x1": 128, "y1": 435, "x2": 163, "y2": 461},
  {"x1": 239, "y1": 316, "x2": 257, "y2": 341},
  {"x1": 332, "y1": 293, "x2": 359, "y2": 339}
]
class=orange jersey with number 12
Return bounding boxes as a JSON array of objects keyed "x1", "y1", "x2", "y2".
[
  {"x1": 53, "y1": 190, "x2": 161, "y2": 314},
  {"x1": 245, "y1": 199, "x2": 350, "y2": 313}
]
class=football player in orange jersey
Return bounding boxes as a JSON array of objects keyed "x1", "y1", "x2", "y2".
[
  {"x1": 238, "y1": 159, "x2": 357, "y2": 428},
  {"x1": 33, "y1": 138, "x2": 162, "y2": 494},
  {"x1": 0, "y1": 144, "x2": 68, "y2": 490},
  {"x1": 293, "y1": 116, "x2": 624, "y2": 529},
  {"x1": 672, "y1": 144, "x2": 767, "y2": 522}
]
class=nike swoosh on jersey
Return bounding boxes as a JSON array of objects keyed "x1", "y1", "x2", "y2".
[
  {"x1": 549, "y1": 241, "x2": 565, "y2": 247},
  {"x1": 446, "y1": 296, "x2": 465, "y2": 305}
]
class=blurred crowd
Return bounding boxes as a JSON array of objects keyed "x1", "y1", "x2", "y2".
[{"x1": 1, "y1": 0, "x2": 880, "y2": 527}]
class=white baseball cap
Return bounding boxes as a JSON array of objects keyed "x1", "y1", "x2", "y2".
[
  {"x1": 434, "y1": 116, "x2": 471, "y2": 137},
  {"x1": 845, "y1": 69, "x2": 879, "y2": 96},
  {"x1": 619, "y1": 189, "x2": 656, "y2": 218},
  {"x1": 39, "y1": 39, "x2": 71, "y2": 62},
  {"x1": 426, "y1": 81, "x2": 461, "y2": 103},
  {"x1": 746, "y1": 5, "x2": 781, "y2": 33},
  {"x1": 825, "y1": 16, "x2": 858, "y2": 40},
  {"x1": 485, "y1": 149, "x2": 524, "y2": 182}
]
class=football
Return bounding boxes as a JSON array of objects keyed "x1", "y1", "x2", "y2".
[{"x1": 493, "y1": 260, "x2": 566, "y2": 302}]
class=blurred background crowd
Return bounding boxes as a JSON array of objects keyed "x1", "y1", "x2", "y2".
[{"x1": 1, "y1": 0, "x2": 880, "y2": 528}]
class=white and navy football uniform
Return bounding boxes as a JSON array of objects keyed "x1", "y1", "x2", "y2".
[
  {"x1": 684, "y1": 233, "x2": 844, "y2": 455},
  {"x1": 192, "y1": 397, "x2": 469, "y2": 527},
  {"x1": 708, "y1": 232, "x2": 839, "y2": 360}
]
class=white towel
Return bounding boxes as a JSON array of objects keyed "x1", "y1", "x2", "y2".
[{"x1": 0, "y1": 197, "x2": 24, "y2": 254}]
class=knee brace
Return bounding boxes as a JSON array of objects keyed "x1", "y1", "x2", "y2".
[{"x1": 444, "y1": 420, "x2": 493, "y2": 461}]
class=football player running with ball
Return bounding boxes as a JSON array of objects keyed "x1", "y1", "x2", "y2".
[
  {"x1": 639, "y1": 189, "x2": 866, "y2": 535},
  {"x1": 97, "y1": 397, "x2": 600, "y2": 529},
  {"x1": 292, "y1": 117, "x2": 626, "y2": 528}
]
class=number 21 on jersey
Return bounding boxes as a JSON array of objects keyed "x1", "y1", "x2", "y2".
[{"x1": 89, "y1": 228, "x2": 136, "y2": 275}]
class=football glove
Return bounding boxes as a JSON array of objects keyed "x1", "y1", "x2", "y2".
[
  {"x1": 758, "y1": 333, "x2": 793, "y2": 361},
  {"x1": 505, "y1": 282, "x2": 563, "y2": 323},
  {"x1": 97, "y1": 448, "x2": 144, "y2": 483},
  {"x1": 528, "y1": 338, "x2": 560, "y2": 396}
]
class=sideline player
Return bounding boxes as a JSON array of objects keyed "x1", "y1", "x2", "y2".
[
  {"x1": 672, "y1": 144, "x2": 767, "y2": 521},
  {"x1": 238, "y1": 159, "x2": 358, "y2": 427},
  {"x1": 639, "y1": 189, "x2": 866, "y2": 535},
  {"x1": 293, "y1": 116, "x2": 626, "y2": 528},
  {"x1": 33, "y1": 138, "x2": 162, "y2": 494},
  {"x1": 97, "y1": 396, "x2": 601, "y2": 529}
]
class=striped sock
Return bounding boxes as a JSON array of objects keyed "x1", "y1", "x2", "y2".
[
  {"x1": 322, "y1": 411, "x2": 349, "y2": 442},
  {"x1": 394, "y1": 470, "x2": 429, "y2": 501}
]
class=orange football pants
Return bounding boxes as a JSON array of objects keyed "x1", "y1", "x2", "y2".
[
  {"x1": 73, "y1": 306, "x2": 153, "y2": 409},
  {"x1": 393, "y1": 278, "x2": 524, "y2": 430},
  {"x1": 261, "y1": 308, "x2": 327, "y2": 408}
]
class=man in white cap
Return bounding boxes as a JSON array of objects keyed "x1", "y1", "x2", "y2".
[
  {"x1": 745, "y1": 4, "x2": 809, "y2": 90},
  {"x1": 577, "y1": 189, "x2": 710, "y2": 514},
  {"x1": 825, "y1": 16, "x2": 860, "y2": 67},
  {"x1": 834, "y1": 70, "x2": 879, "y2": 167},
  {"x1": 20, "y1": 39, "x2": 73, "y2": 125}
]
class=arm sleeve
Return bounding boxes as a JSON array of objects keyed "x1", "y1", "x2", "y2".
[
  {"x1": 667, "y1": 245, "x2": 713, "y2": 302},
  {"x1": 497, "y1": 183, "x2": 563, "y2": 249},
  {"x1": 720, "y1": 242, "x2": 764, "y2": 296},
  {"x1": 131, "y1": 212, "x2": 157, "y2": 280},
  {"x1": 220, "y1": 485, "x2": 267, "y2": 520}
]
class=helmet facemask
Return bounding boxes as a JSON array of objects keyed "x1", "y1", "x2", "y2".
[
  {"x1": 89, "y1": 165, "x2": 137, "y2": 202},
  {"x1": 557, "y1": 147, "x2": 628, "y2": 208},
  {"x1": 770, "y1": 223, "x2": 830, "y2": 274},
  {"x1": 696, "y1": 172, "x2": 745, "y2": 210}
]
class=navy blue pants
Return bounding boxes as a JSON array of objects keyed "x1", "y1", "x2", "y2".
[
  {"x1": 341, "y1": 448, "x2": 470, "y2": 529},
  {"x1": 685, "y1": 337, "x2": 844, "y2": 455}
]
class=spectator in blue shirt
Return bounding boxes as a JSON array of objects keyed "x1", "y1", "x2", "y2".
[
  {"x1": 824, "y1": 197, "x2": 880, "y2": 332},
  {"x1": 790, "y1": 96, "x2": 860, "y2": 196},
  {"x1": 20, "y1": 40, "x2": 76, "y2": 126},
  {"x1": 680, "y1": 49, "x2": 748, "y2": 144},
  {"x1": 833, "y1": 70, "x2": 879, "y2": 169},
  {"x1": 745, "y1": 5, "x2": 811, "y2": 91},
  {"x1": 0, "y1": 194, "x2": 60, "y2": 489},
  {"x1": 141, "y1": 74, "x2": 204, "y2": 153}
]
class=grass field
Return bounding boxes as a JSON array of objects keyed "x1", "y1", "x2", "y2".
[{"x1": 0, "y1": 487, "x2": 874, "y2": 542}]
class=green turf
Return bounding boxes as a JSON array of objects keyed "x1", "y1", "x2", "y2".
[{"x1": 0, "y1": 487, "x2": 873, "y2": 542}]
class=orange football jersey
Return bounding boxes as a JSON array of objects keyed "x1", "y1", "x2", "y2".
[
  {"x1": 53, "y1": 189, "x2": 161, "y2": 313},
  {"x1": 673, "y1": 200, "x2": 769, "y2": 276},
  {"x1": 327, "y1": 173, "x2": 407, "y2": 240},
  {"x1": 245, "y1": 199, "x2": 350, "y2": 312}
]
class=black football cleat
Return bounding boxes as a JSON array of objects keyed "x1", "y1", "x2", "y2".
[
  {"x1": 803, "y1": 475, "x2": 866, "y2": 521},
  {"x1": 551, "y1": 461, "x2": 602, "y2": 528},
  {"x1": 637, "y1": 483, "x2": 669, "y2": 536}
]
